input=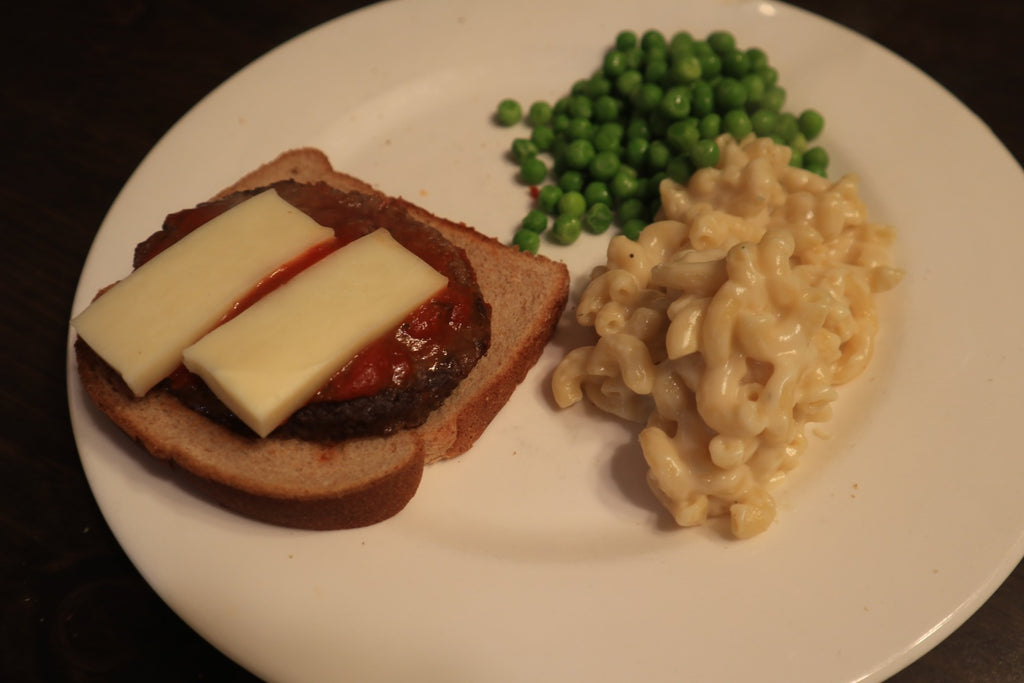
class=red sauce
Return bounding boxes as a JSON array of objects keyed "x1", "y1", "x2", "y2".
[
  {"x1": 218, "y1": 239, "x2": 338, "y2": 326},
  {"x1": 316, "y1": 283, "x2": 479, "y2": 402}
]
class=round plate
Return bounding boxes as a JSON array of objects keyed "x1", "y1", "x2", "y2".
[{"x1": 68, "y1": 1, "x2": 1024, "y2": 681}]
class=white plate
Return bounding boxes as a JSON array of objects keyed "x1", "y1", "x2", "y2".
[{"x1": 67, "y1": 1, "x2": 1024, "y2": 681}]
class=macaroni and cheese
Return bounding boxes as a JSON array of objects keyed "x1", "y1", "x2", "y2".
[{"x1": 552, "y1": 135, "x2": 903, "y2": 538}]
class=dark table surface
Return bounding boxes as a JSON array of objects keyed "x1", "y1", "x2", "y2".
[{"x1": 3, "y1": 1, "x2": 1021, "y2": 681}]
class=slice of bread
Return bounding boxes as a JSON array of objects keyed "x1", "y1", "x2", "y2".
[{"x1": 75, "y1": 148, "x2": 569, "y2": 529}]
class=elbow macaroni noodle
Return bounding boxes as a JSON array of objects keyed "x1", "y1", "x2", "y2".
[{"x1": 552, "y1": 135, "x2": 903, "y2": 538}]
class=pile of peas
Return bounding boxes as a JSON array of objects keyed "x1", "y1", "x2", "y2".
[{"x1": 496, "y1": 29, "x2": 829, "y2": 254}]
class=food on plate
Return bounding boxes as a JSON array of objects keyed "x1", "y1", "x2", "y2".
[
  {"x1": 72, "y1": 148, "x2": 569, "y2": 529},
  {"x1": 552, "y1": 135, "x2": 903, "y2": 538},
  {"x1": 496, "y1": 28, "x2": 831, "y2": 251}
]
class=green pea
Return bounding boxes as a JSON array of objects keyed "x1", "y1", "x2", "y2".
[
  {"x1": 666, "y1": 54, "x2": 702, "y2": 84},
  {"x1": 750, "y1": 108, "x2": 778, "y2": 137},
  {"x1": 798, "y1": 109, "x2": 825, "y2": 141},
  {"x1": 626, "y1": 117, "x2": 651, "y2": 140},
  {"x1": 520, "y1": 156, "x2": 547, "y2": 184},
  {"x1": 528, "y1": 101, "x2": 553, "y2": 126},
  {"x1": 758, "y1": 65, "x2": 779, "y2": 87},
  {"x1": 760, "y1": 85, "x2": 786, "y2": 112},
  {"x1": 593, "y1": 94, "x2": 622, "y2": 122},
  {"x1": 641, "y1": 29, "x2": 667, "y2": 51},
  {"x1": 586, "y1": 75, "x2": 613, "y2": 98},
  {"x1": 788, "y1": 148, "x2": 803, "y2": 168},
  {"x1": 804, "y1": 163, "x2": 828, "y2": 177},
  {"x1": 665, "y1": 119, "x2": 700, "y2": 153},
  {"x1": 660, "y1": 86, "x2": 692, "y2": 119},
  {"x1": 593, "y1": 122, "x2": 624, "y2": 152},
  {"x1": 706, "y1": 30, "x2": 736, "y2": 55},
  {"x1": 496, "y1": 98, "x2": 522, "y2": 126},
  {"x1": 558, "y1": 190, "x2": 587, "y2": 217},
  {"x1": 584, "y1": 181, "x2": 612, "y2": 207},
  {"x1": 645, "y1": 45, "x2": 668, "y2": 65},
  {"x1": 632, "y1": 83, "x2": 664, "y2": 113},
  {"x1": 666, "y1": 155, "x2": 693, "y2": 184},
  {"x1": 558, "y1": 169, "x2": 585, "y2": 192},
  {"x1": 621, "y1": 217, "x2": 647, "y2": 240},
  {"x1": 625, "y1": 136, "x2": 649, "y2": 168},
  {"x1": 623, "y1": 47, "x2": 644, "y2": 70},
  {"x1": 669, "y1": 31, "x2": 695, "y2": 57},
  {"x1": 803, "y1": 146, "x2": 829, "y2": 169},
  {"x1": 603, "y1": 49, "x2": 628, "y2": 78},
  {"x1": 512, "y1": 229, "x2": 540, "y2": 253},
  {"x1": 567, "y1": 94, "x2": 593, "y2": 120},
  {"x1": 537, "y1": 184, "x2": 563, "y2": 213},
  {"x1": 720, "y1": 48, "x2": 751, "y2": 78},
  {"x1": 697, "y1": 51, "x2": 722, "y2": 79},
  {"x1": 644, "y1": 58, "x2": 669, "y2": 84},
  {"x1": 530, "y1": 125, "x2": 555, "y2": 151},
  {"x1": 690, "y1": 80, "x2": 715, "y2": 117},
  {"x1": 564, "y1": 139, "x2": 596, "y2": 170},
  {"x1": 566, "y1": 117, "x2": 595, "y2": 140},
  {"x1": 632, "y1": 176, "x2": 651, "y2": 201},
  {"x1": 610, "y1": 167, "x2": 640, "y2": 200},
  {"x1": 584, "y1": 202, "x2": 614, "y2": 234},
  {"x1": 550, "y1": 138, "x2": 567, "y2": 168},
  {"x1": 789, "y1": 132, "x2": 808, "y2": 155},
  {"x1": 746, "y1": 47, "x2": 769, "y2": 72},
  {"x1": 553, "y1": 95, "x2": 570, "y2": 116},
  {"x1": 551, "y1": 214, "x2": 583, "y2": 244},
  {"x1": 723, "y1": 109, "x2": 753, "y2": 139},
  {"x1": 521, "y1": 209, "x2": 548, "y2": 233},
  {"x1": 691, "y1": 138, "x2": 720, "y2": 168},
  {"x1": 616, "y1": 30, "x2": 638, "y2": 51},
  {"x1": 618, "y1": 197, "x2": 648, "y2": 223},
  {"x1": 551, "y1": 113, "x2": 571, "y2": 133},
  {"x1": 741, "y1": 73, "x2": 765, "y2": 107},
  {"x1": 646, "y1": 139, "x2": 671, "y2": 170},
  {"x1": 774, "y1": 112, "x2": 800, "y2": 142},
  {"x1": 589, "y1": 150, "x2": 622, "y2": 180},
  {"x1": 602, "y1": 121, "x2": 625, "y2": 139},
  {"x1": 699, "y1": 113, "x2": 722, "y2": 139},
  {"x1": 511, "y1": 138, "x2": 537, "y2": 164},
  {"x1": 615, "y1": 69, "x2": 644, "y2": 98},
  {"x1": 715, "y1": 77, "x2": 747, "y2": 110}
]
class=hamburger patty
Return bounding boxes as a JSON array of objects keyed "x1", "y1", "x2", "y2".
[{"x1": 133, "y1": 180, "x2": 491, "y2": 441}]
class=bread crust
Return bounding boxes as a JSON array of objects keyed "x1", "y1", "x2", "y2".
[{"x1": 75, "y1": 148, "x2": 569, "y2": 529}]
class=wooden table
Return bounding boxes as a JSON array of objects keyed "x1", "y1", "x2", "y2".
[{"x1": 3, "y1": 1, "x2": 1020, "y2": 680}]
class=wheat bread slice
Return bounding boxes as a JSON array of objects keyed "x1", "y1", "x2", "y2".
[{"x1": 75, "y1": 148, "x2": 569, "y2": 529}]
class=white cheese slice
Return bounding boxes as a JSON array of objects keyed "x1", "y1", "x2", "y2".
[
  {"x1": 71, "y1": 189, "x2": 336, "y2": 396},
  {"x1": 181, "y1": 229, "x2": 449, "y2": 438}
]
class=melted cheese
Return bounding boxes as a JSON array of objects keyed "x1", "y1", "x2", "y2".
[
  {"x1": 71, "y1": 189, "x2": 336, "y2": 396},
  {"x1": 181, "y1": 229, "x2": 449, "y2": 437}
]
